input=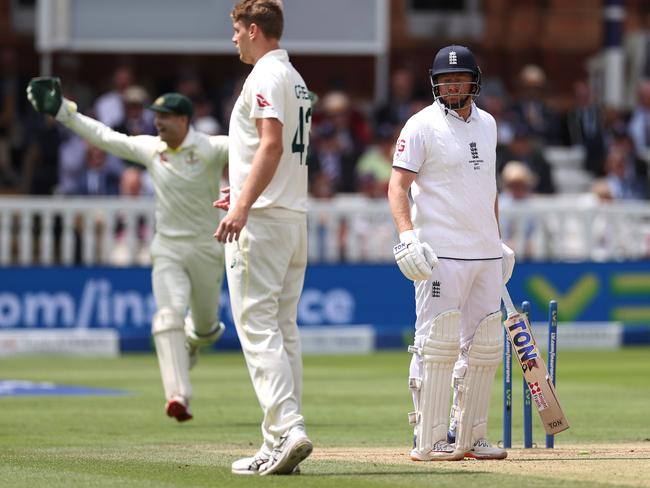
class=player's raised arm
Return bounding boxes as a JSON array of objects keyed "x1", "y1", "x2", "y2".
[{"x1": 27, "y1": 77, "x2": 156, "y2": 167}]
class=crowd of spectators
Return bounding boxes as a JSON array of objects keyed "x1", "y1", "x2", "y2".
[{"x1": 2, "y1": 54, "x2": 650, "y2": 208}]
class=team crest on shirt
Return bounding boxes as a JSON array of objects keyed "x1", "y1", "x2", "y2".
[
  {"x1": 185, "y1": 149, "x2": 199, "y2": 165},
  {"x1": 431, "y1": 281, "x2": 441, "y2": 298},
  {"x1": 255, "y1": 94, "x2": 272, "y2": 108},
  {"x1": 468, "y1": 142, "x2": 483, "y2": 170}
]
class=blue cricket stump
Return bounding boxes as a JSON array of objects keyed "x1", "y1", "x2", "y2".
[
  {"x1": 502, "y1": 299, "x2": 558, "y2": 449},
  {"x1": 502, "y1": 327, "x2": 512, "y2": 448},
  {"x1": 546, "y1": 300, "x2": 558, "y2": 448}
]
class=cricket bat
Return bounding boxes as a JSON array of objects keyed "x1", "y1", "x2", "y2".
[{"x1": 502, "y1": 285, "x2": 570, "y2": 436}]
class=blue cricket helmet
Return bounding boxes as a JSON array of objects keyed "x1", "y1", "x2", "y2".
[{"x1": 429, "y1": 45, "x2": 482, "y2": 107}]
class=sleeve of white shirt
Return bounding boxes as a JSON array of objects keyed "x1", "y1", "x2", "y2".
[
  {"x1": 392, "y1": 119, "x2": 426, "y2": 173},
  {"x1": 61, "y1": 112, "x2": 158, "y2": 168},
  {"x1": 206, "y1": 135, "x2": 229, "y2": 168},
  {"x1": 247, "y1": 72, "x2": 285, "y2": 124}
]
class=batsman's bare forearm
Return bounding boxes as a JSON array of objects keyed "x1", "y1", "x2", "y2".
[
  {"x1": 388, "y1": 167, "x2": 416, "y2": 233},
  {"x1": 495, "y1": 195, "x2": 502, "y2": 239}
]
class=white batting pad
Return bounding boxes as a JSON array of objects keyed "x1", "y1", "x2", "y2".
[
  {"x1": 152, "y1": 307, "x2": 192, "y2": 401},
  {"x1": 409, "y1": 310, "x2": 460, "y2": 456},
  {"x1": 451, "y1": 311, "x2": 502, "y2": 452}
]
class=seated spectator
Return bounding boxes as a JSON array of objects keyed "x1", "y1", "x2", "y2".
[
  {"x1": 116, "y1": 85, "x2": 156, "y2": 138},
  {"x1": 193, "y1": 96, "x2": 221, "y2": 135},
  {"x1": 112, "y1": 85, "x2": 156, "y2": 173},
  {"x1": 498, "y1": 160, "x2": 538, "y2": 258},
  {"x1": 607, "y1": 122, "x2": 648, "y2": 182},
  {"x1": 510, "y1": 64, "x2": 560, "y2": 144},
  {"x1": 480, "y1": 91, "x2": 516, "y2": 148},
  {"x1": 564, "y1": 80, "x2": 605, "y2": 175},
  {"x1": 58, "y1": 130, "x2": 85, "y2": 195},
  {"x1": 175, "y1": 70, "x2": 205, "y2": 101},
  {"x1": 627, "y1": 78, "x2": 650, "y2": 168},
  {"x1": 497, "y1": 123, "x2": 555, "y2": 194},
  {"x1": 590, "y1": 178, "x2": 613, "y2": 202},
  {"x1": 308, "y1": 121, "x2": 358, "y2": 197},
  {"x1": 356, "y1": 123, "x2": 396, "y2": 198},
  {"x1": 71, "y1": 143, "x2": 123, "y2": 196},
  {"x1": 21, "y1": 111, "x2": 61, "y2": 195},
  {"x1": 375, "y1": 66, "x2": 419, "y2": 127},
  {"x1": 320, "y1": 91, "x2": 371, "y2": 159},
  {"x1": 111, "y1": 167, "x2": 152, "y2": 266},
  {"x1": 0, "y1": 46, "x2": 28, "y2": 191},
  {"x1": 94, "y1": 65, "x2": 134, "y2": 128},
  {"x1": 588, "y1": 178, "x2": 629, "y2": 261},
  {"x1": 602, "y1": 147, "x2": 648, "y2": 200}
]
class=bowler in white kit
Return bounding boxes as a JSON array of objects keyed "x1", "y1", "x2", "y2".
[
  {"x1": 214, "y1": 0, "x2": 313, "y2": 477},
  {"x1": 388, "y1": 45, "x2": 516, "y2": 461}
]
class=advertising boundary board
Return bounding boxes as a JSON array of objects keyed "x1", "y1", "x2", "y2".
[{"x1": 1, "y1": 262, "x2": 649, "y2": 352}]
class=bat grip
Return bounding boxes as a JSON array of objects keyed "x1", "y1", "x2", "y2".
[{"x1": 501, "y1": 285, "x2": 517, "y2": 316}]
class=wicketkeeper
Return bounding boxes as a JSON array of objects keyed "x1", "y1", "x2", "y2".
[
  {"x1": 388, "y1": 45, "x2": 516, "y2": 461},
  {"x1": 27, "y1": 77, "x2": 229, "y2": 422}
]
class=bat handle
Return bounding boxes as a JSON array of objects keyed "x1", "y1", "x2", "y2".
[{"x1": 501, "y1": 285, "x2": 517, "y2": 317}]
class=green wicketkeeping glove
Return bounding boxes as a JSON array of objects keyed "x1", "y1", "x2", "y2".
[{"x1": 26, "y1": 77, "x2": 63, "y2": 116}]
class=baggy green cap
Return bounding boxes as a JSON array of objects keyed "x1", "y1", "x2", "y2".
[{"x1": 148, "y1": 92, "x2": 193, "y2": 118}]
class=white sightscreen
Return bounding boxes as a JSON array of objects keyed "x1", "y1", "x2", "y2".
[{"x1": 37, "y1": 0, "x2": 389, "y2": 55}]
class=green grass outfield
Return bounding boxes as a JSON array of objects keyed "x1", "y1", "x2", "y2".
[{"x1": 1, "y1": 348, "x2": 649, "y2": 487}]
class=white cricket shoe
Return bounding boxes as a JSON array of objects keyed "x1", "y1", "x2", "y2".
[
  {"x1": 186, "y1": 321, "x2": 225, "y2": 370},
  {"x1": 231, "y1": 451, "x2": 269, "y2": 476},
  {"x1": 165, "y1": 395, "x2": 193, "y2": 422},
  {"x1": 232, "y1": 450, "x2": 302, "y2": 476},
  {"x1": 464, "y1": 438, "x2": 507, "y2": 460},
  {"x1": 259, "y1": 427, "x2": 313, "y2": 476},
  {"x1": 410, "y1": 440, "x2": 464, "y2": 461}
]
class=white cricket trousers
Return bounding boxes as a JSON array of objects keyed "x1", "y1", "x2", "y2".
[
  {"x1": 225, "y1": 207, "x2": 307, "y2": 452},
  {"x1": 410, "y1": 258, "x2": 502, "y2": 382},
  {"x1": 151, "y1": 234, "x2": 225, "y2": 333}
]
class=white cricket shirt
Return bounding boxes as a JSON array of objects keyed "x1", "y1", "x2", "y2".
[
  {"x1": 393, "y1": 101, "x2": 501, "y2": 259},
  {"x1": 61, "y1": 112, "x2": 228, "y2": 238},
  {"x1": 228, "y1": 49, "x2": 311, "y2": 212}
]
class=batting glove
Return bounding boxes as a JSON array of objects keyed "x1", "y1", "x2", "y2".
[
  {"x1": 501, "y1": 241, "x2": 515, "y2": 284},
  {"x1": 26, "y1": 77, "x2": 63, "y2": 116},
  {"x1": 393, "y1": 230, "x2": 438, "y2": 281}
]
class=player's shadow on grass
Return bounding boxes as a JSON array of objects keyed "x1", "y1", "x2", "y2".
[
  {"x1": 205, "y1": 421, "x2": 260, "y2": 428},
  {"x1": 514, "y1": 456, "x2": 650, "y2": 461},
  {"x1": 311, "y1": 470, "x2": 476, "y2": 477}
]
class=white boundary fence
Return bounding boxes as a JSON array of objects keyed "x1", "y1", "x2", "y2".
[{"x1": 1, "y1": 195, "x2": 650, "y2": 266}]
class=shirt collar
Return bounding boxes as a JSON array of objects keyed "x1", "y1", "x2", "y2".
[
  {"x1": 257, "y1": 49, "x2": 289, "y2": 64},
  {"x1": 161, "y1": 126, "x2": 198, "y2": 154},
  {"x1": 436, "y1": 99, "x2": 478, "y2": 123}
]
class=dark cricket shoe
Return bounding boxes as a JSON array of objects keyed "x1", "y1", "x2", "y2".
[{"x1": 165, "y1": 396, "x2": 193, "y2": 422}]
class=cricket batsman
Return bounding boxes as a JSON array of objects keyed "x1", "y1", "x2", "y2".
[
  {"x1": 387, "y1": 45, "x2": 516, "y2": 461},
  {"x1": 26, "y1": 77, "x2": 229, "y2": 422}
]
